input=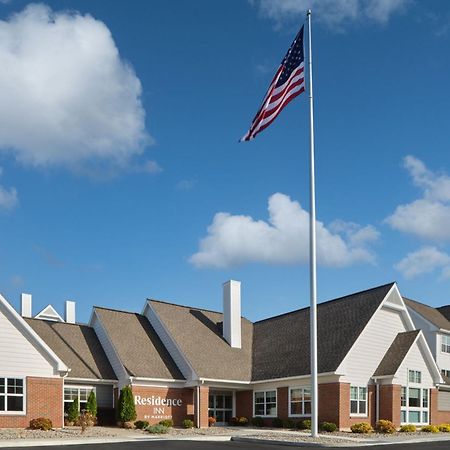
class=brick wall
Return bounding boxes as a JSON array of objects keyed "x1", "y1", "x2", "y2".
[
  {"x1": 379, "y1": 384, "x2": 401, "y2": 426},
  {"x1": 131, "y1": 386, "x2": 195, "y2": 427},
  {"x1": 196, "y1": 386, "x2": 209, "y2": 428},
  {"x1": 235, "y1": 390, "x2": 253, "y2": 419},
  {"x1": 0, "y1": 377, "x2": 63, "y2": 428}
]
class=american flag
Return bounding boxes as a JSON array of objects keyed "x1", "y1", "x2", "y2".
[{"x1": 241, "y1": 26, "x2": 305, "y2": 141}]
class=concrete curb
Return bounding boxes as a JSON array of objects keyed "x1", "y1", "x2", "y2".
[{"x1": 231, "y1": 437, "x2": 326, "y2": 447}]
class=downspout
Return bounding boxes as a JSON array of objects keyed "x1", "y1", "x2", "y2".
[
  {"x1": 376, "y1": 381, "x2": 380, "y2": 422},
  {"x1": 196, "y1": 384, "x2": 200, "y2": 428}
]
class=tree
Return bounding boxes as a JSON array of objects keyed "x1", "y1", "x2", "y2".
[
  {"x1": 118, "y1": 386, "x2": 136, "y2": 422},
  {"x1": 86, "y1": 390, "x2": 97, "y2": 417},
  {"x1": 67, "y1": 397, "x2": 80, "y2": 422}
]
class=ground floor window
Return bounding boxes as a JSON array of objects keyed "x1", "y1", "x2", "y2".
[
  {"x1": 289, "y1": 387, "x2": 311, "y2": 417},
  {"x1": 208, "y1": 393, "x2": 233, "y2": 424},
  {"x1": 254, "y1": 390, "x2": 277, "y2": 417},
  {"x1": 64, "y1": 386, "x2": 95, "y2": 416},
  {"x1": 0, "y1": 378, "x2": 25, "y2": 413},
  {"x1": 350, "y1": 386, "x2": 367, "y2": 416},
  {"x1": 401, "y1": 386, "x2": 429, "y2": 424}
]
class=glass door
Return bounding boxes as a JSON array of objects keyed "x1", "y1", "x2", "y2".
[{"x1": 208, "y1": 392, "x2": 233, "y2": 425}]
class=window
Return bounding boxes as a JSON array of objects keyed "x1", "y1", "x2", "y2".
[
  {"x1": 408, "y1": 370, "x2": 422, "y2": 384},
  {"x1": 442, "y1": 335, "x2": 450, "y2": 354},
  {"x1": 400, "y1": 387, "x2": 429, "y2": 425},
  {"x1": 254, "y1": 390, "x2": 277, "y2": 417},
  {"x1": 64, "y1": 386, "x2": 95, "y2": 416},
  {"x1": 0, "y1": 378, "x2": 25, "y2": 413},
  {"x1": 289, "y1": 387, "x2": 311, "y2": 416},
  {"x1": 350, "y1": 386, "x2": 367, "y2": 416},
  {"x1": 442, "y1": 369, "x2": 450, "y2": 378}
]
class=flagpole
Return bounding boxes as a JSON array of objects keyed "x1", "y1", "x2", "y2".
[{"x1": 307, "y1": 9, "x2": 318, "y2": 439}]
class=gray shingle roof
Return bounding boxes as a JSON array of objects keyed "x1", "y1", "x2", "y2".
[
  {"x1": 94, "y1": 307, "x2": 184, "y2": 380},
  {"x1": 373, "y1": 330, "x2": 420, "y2": 377},
  {"x1": 437, "y1": 305, "x2": 450, "y2": 323},
  {"x1": 25, "y1": 318, "x2": 117, "y2": 380},
  {"x1": 149, "y1": 300, "x2": 253, "y2": 382},
  {"x1": 251, "y1": 283, "x2": 394, "y2": 381},
  {"x1": 404, "y1": 298, "x2": 450, "y2": 330}
]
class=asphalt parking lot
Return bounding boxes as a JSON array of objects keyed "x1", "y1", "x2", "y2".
[{"x1": 4, "y1": 440, "x2": 450, "y2": 450}]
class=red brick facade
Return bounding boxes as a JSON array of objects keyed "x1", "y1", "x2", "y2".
[
  {"x1": 0, "y1": 377, "x2": 63, "y2": 429},
  {"x1": 131, "y1": 386, "x2": 195, "y2": 427},
  {"x1": 235, "y1": 390, "x2": 253, "y2": 419},
  {"x1": 195, "y1": 386, "x2": 209, "y2": 428}
]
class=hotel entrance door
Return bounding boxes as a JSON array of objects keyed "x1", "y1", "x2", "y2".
[{"x1": 208, "y1": 392, "x2": 233, "y2": 425}]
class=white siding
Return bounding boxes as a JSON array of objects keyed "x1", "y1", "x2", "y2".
[
  {"x1": 407, "y1": 307, "x2": 437, "y2": 357},
  {"x1": 144, "y1": 303, "x2": 196, "y2": 381},
  {"x1": 438, "y1": 391, "x2": 450, "y2": 411},
  {"x1": 436, "y1": 333, "x2": 450, "y2": 373},
  {"x1": 91, "y1": 313, "x2": 128, "y2": 386},
  {"x1": 338, "y1": 305, "x2": 409, "y2": 386},
  {"x1": 0, "y1": 308, "x2": 55, "y2": 377},
  {"x1": 395, "y1": 341, "x2": 434, "y2": 387}
]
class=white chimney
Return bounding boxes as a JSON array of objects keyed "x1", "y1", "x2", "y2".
[
  {"x1": 223, "y1": 280, "x2": 241, "y2": 349},
  {"x1": 21, "y1": 293, "x2": 32, "y2": 318},
  {"x1": 65, "y1": 301, "x2": 76, "y2": 324}
]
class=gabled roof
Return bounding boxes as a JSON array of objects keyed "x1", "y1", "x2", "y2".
[
  {"x1": 148, "y1": 300, "x2": 253, "y2": 382},
  {"x1": 251, "y1": 283, "x2": 395, "y2": 381},
  {"x1": 25, "y1": 318, "x2": 116, "y2": 380},
  {"x1": 0, "y1": 293, "x2": 68, "y2": 373},
  {"x1": 35, "y1": 304, "x2": 64, "y2": 322},
  {"x1": 373, "y1": 330, "x2": 420, "y2": 377},
  {"x1": 93, "y1": 307, "x2": 184, "y2": 380},
  {"x1": 404, "y1": 297, "x2": 450, "y2": 330},
  {"x1": 437, "y1": 305, "x2": 450, "y2": 323}
]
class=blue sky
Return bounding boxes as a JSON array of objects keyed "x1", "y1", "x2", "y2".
[{"x1": 0, "y1": 0, "x2": 450, "y2": 323}]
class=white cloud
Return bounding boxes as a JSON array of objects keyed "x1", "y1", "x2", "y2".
[
  {"x1": 386, "y1": 156, "x2": 450, "y2": 241},
  {"x1": 253, "y1": 0, "x2": 409, "y2": 28},
  {"x1": 0, "y1": 167, "x2": 18, "y2": 210},
  {"x1": 0, "y1": 4, "x2": 150, "y2": 172},
  {"x1": 190, "y1": 193, "x2": 378, "y2": 268},
  {"x1": 131, "y1": 160, "x2": 163, "y2": 175},
  {"x1": 176, "y1": 179, "x2": 197, "y2": 191},
  {"x1": 395, "y1": 246, "x2": 450, "y2": 279},
  {"x1": 0, "y1": 184, "x2": 17, "y2": 210}
]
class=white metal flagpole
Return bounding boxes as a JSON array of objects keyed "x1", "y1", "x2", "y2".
[{"x1": 307, "y1": 9, "x2": 319, "y2": 439}]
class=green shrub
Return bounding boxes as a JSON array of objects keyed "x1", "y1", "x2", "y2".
[
  {"x1": 159, "y1": 419, "x2": 174, "y2": 427},
  {"x1": 118, "y1": 386, "x2": 137, "y2": 423},
  {"x1": 350, "y1": 422, "x2": 373, "y2": 434},
  {"x1": 147, "y1": 424, "x2": 169, "y2": 434},
  {"x1": 297, "y1": 419, "x2": 311, "y2": 430},
  {"x1": 182, "y1": 419, "x2": 194, "y2": 429},
  {"x1": 439, "y1": 423, "x2": 450, "y2": 432},
  {"x1": 283, "y1": 419, "x2": 296, "y2": 429},
  {"x1": 421, "y1": 425, "x2": 439, "y2": 433},
  {"x1": 320, "y1": 422, "x2": 337, "y2": 432},
  {"x1": 251, "y1": 416, "x2": 264, "y2": 427},
  {"x1": 375, "y1": 419, "x2": 396, "y2": 434},
  {"x1": 399, "y1": 424, "x2": 416, "y2": 432},
  {"x1": 29, "y1": 417, "x2": 53, "y2": 431},
  {"x1": 134, "y1": 420, "x2": 149, "y2": 430},
  {"x1": 67, "y1": 397, "x2": 80, "y2": 423},
  {"x1": 272, "y1": 417, "x2": 283, "y2": 428},
  {"x1": 86, "y1": 391, "x2": 97, "y2": 417}
]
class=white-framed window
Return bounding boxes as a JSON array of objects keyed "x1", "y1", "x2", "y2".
[
  {"x1": 408, "y1": 370, "x2": 422, "y2": 384},
  {"x1": 442, "y1": 369, "x2": 450, "y2": 378},
  {"x1": 400, "y1": 387, "x2": 429, "y2": 425},
  {"x1": 350, "y1": 386, "x2": 367, "y2": 416},
  {"x1": 289, "y1": 387, "x2": 311, "y2": 417},
  {"x1": 64, "y1": 386, "x2": 95, "y2": 416},
  {"x1": 442, "y1": 335, "x2": 450, "y2": 354},
  {"x1": 0, "y1": 377, "x2": 25, "y2": 414},
  {"x1": 253, "y1": 390, "x2": 277, "y2": 417}
]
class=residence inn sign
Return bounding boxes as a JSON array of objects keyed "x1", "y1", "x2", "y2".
[{"x1": 135, "y1": 395, "x2": 183, "y2": 420}]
